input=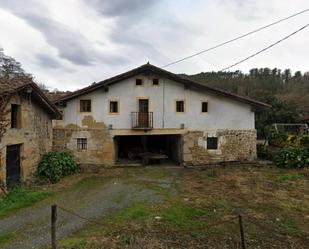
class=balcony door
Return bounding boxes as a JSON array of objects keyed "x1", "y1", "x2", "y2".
[{"x1": 138, "y1": 99, "x2": 149, "y2": 128}]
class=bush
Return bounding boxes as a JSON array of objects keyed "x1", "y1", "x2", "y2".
[
  {"x1": 269, "y1": 132, "x2": 288, "y2": 147},
  {"x1": 37, "y1": 151, "x2": 79, "y2": 183},
  {"x1": 274, "y1": 147, "x2": 309, "y2": 168},
  {"x1": 300, "y1": 135, "x2": 309, "y2": 149}
]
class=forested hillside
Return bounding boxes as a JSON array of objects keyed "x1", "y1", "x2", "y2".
[{"x1": 185, "y1": 68, "x2": 309, "y2": 138}]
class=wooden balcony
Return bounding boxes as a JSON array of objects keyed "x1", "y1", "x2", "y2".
[{"x1": 131, "y1": 112, "x2": 153, "y2": 130}]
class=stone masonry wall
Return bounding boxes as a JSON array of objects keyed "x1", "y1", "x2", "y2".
[
  {"x1": 0, "y1": 94, "x2": 53, "y2": 185},
  {"x1": 53, "y1": 128, "x2": 114, "y2": 166},
  {"x1": 183, "y1": 129, "x2": 257, "y2": 166}
]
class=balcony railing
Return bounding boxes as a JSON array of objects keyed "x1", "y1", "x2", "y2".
[{"x1": 131, "y1": 112, "x2": 153, "y2": 129}]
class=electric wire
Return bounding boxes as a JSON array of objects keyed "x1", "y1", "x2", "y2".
[
  {"x1": 220, "y1": 23, "x2": 309, "y2": 71},
  {"x1": 162, "y1": 8, "x2": 309, "y2": 68}
]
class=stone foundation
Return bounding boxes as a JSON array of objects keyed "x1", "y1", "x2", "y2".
[
  {"x1": 53, "y1": 128, "x2": 114, "y2": 166},
  {"x1": 183, "y1": 129, "x2": 256, "y2": 166}
]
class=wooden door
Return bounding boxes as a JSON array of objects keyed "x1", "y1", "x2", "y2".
[
  {"x1": 138, "y1": 99, "x2": 149, "y2": 128},
  {"x1": 6, "y1": 144, "x2": 21, "y2": 187}
]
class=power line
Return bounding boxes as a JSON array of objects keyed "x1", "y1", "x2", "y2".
[
  {"x1": 162, "y1": 8, "x2": 309, "y2": 68},
  {"x1": 220, "y1": 23, "x2": 309, "y2": 71}
]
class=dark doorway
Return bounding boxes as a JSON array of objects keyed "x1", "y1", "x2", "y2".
[
  {"x1": 115, "y1": 135, "x2": 182, "y2": 165},
  {"x1": 138, "y1": 99, "x2": 149, "y2": 128},
  {"x1": 6, "y1": 144, "x2": 21, "y2": 187}
]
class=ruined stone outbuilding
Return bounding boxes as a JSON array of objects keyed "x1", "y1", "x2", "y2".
[{"x1": 0, "y1": 81, "x2": 60, "y2": 186}]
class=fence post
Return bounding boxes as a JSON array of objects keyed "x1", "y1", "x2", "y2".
[
  {"x1": 238, "y1": 214, "x2": 246, "y2": 249},
  {"x1": 51, "y1": 204, "x2": 57, "y2": 249}
]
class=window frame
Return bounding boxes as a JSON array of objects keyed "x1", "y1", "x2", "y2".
[
  {"x1": 79, "y1": 99, "x2": 92, "y2": 113},
  {"x1": 175, "y1": 100, "x2": 185, "y2": 113},
  {"x1": 109, "y1": 100, "x2": 120, "y2": 114},
  {"x1": 77, "y1": 138, "x2": 87, "y2": 150},
  {"x1": 201, "y1": 101, "x2": 208, "y2": 113},
  {"x1": 11, "y1": 104, "x2": 21, "y2": 129},
  {"x1": 152, "y1": 78, "x2": 159, "y2": 86},
  {"x1": 135, "y1": 78, "x2": 143, "y2": 86},
  {"x1": 207, "y1": 137, "x2": 218, "y2": 150}
]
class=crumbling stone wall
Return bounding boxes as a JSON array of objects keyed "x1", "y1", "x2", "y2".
[
  {"x1": 183, "y1": 129, "x2": 256, "y2": 166},
  {"x1": 0, "y1": 94, "x2": 53, "y2": 184},
  {"x1": 53, "y1": 127, "x2": 114, "y2": 166}
]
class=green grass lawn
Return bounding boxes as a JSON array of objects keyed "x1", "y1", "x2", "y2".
[
  {"x1": 0, "y1": 232, "x2": 16, "y2": 245},
  {"x1": 0, "y1": 186, "x2": 50, "y2": 218},
  {"x1": 57, "y1": 166, "x2": 309, "y2": 249}
]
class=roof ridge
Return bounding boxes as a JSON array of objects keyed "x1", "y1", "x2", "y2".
[{"x1": 54, "y1": 63, "x2": 270, "y2": 108}]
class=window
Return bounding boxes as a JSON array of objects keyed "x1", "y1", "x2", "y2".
[
  {"x1": 77, "y1": 138, "x2": 87, "y2": 150},
  {"x1": 176, "y1": 100, "x2": 185, "y2": 113},
  {"x1": 80, "y1": 100, "x2": 91, "y2": 112},
  {"x1": 109, "y1": 101, "x2": 119, "y2": 114},
  {"x1": 153, "y1": 78, "x2": 159, "y2": 86},
  {"x1": 202, "y1": 102, "x2": 208, "y2": 113},
  {"x1": 207, "y1": 137, "x2": 218, "y2": 150},
  {"x1": 11, "y1": 104, "x2": 21, "y2": 128},
  {"x1": 135, "y1": 79, "x2": 143, "y2": 86}
]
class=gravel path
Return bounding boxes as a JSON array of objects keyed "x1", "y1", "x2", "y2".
[{"x1": 0, "y1": 173, "x2": 174, "y2": 249}]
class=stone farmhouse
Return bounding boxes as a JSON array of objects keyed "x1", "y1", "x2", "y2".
[
  {"x1": 54, "y1": 63, "x2": 269, "y2": 166},
  {"x1": 0, "y1": 81, "x2": 60, "y2": 186}
]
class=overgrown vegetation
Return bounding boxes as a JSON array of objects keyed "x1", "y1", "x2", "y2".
[
  {"x1": 274, "y1": 147, "x2": 309, "y2": 168},
  {"x1": 37, "y1": 151, "x2": 79, "y2": 183},
  {"x1": 0, "y1": 186, "x2": 49, "y2": 217}
]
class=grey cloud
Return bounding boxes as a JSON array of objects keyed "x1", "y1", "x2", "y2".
[
  {"x1": 0, "y1": 1, "x2": 129, "y2": 66},
  {"x1": 0, "y1": 1, "x2": 95, "y2": 65},
  {"x1": 20, "y1": 14, "x2": 96, "y2": 66},
  {"x1": 84, "y1": 0, "x2": 166, "y2": 62},
  {"x1": 0, "y1": 0, "x2": 46, "y2": 15},
  {"x1": 85, "y1": 0, "x2": 157, "y2": 17},
  {"x1": 36, "y1": 53, "x2": 62, "y2": 69}
]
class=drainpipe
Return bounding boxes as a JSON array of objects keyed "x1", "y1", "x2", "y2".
[{"x1": 162, "y1": 78, "x2": 165, "y2": 128}]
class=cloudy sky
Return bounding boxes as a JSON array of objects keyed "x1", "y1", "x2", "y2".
[{"x1": 0, "y1": 0, "x2": 308, "y2": 91}]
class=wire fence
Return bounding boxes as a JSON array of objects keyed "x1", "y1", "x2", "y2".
[{"x1": 51, "y1": 204, "x2": 309, "y2": 249}]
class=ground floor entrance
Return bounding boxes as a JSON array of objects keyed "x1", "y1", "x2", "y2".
[
  {"x1": 6, "y1": 144, "x2": 21, "y2": 187},
  {"x1": 114, "y1": 134, "x2": 183, "y2": 165}
]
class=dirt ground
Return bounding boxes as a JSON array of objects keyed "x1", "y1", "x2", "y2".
[{"x1": 1, "y1": 165, "x2": 309, "y2": 249}]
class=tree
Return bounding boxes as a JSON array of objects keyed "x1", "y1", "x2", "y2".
[
  {"x1": 0, "y1": 48, "x2": 25, "y2": 78},
  {"x1": 255, "y1": 97, "x2": 299, "y2": 138}
]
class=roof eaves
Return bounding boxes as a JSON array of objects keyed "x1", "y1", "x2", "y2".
[{"x1": 54, "y1": 63, "x2": 270, "y2": 108}]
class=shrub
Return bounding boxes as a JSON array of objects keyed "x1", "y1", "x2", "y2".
[
  {"x1": 37, "y1": 151, "x2": 79, "y2": 183},
  {"x1": 269, "y1": 132, "x2": 288, "y2": 147},
  {"x1": 274, "y1": 147, "x2": 309, "y2": 168},
  {"x1": 300, "y1": 135, "x2": 309, "y2": 149}
]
